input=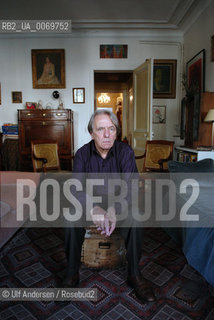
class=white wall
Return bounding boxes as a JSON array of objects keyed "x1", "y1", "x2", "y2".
[
  {"x1": 0, "y1": 31, "x2": 183, "y2": 151},
  {"x1": 183, "y1": 0, "x2": 214, "y2": 92}
]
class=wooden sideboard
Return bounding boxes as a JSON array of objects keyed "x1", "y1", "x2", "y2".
[{"x1": 18, "y1": 109, "x2": 74, "y2": 171}]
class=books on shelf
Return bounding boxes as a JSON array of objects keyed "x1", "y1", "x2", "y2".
[
  {"x1": 2, "y1": 124, "x2": 18, "y2": 135},
  {"x1": 1, "y1": 123, "x2": 19, "y2": 142},
  {"x1": 190, "y1": 154, "x2": 197, "y2": 162},
  {"x1": 177, "y1": 151, "x2": 197, "y2": 162},
  {"x1": 176, "y1": 146, "x2": 214, "y2": 162},
  {"x1": 2, "y1": 134, "x2": 19, "y2": 142}
]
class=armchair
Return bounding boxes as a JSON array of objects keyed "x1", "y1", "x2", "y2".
[
  {"x1": 31, "y1": 140, "x2": 73, "y2": 172},
  {"x1": 135, "y1": 140, "x2": 174, "y2": 172}
]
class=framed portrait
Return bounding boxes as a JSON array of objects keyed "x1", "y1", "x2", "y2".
[
  {"x1": 73, "y1": 88, "x2": 85, "y2": 103},
  {"x1": 26, "y1": 102, "x2": 37, "y2": 109},
  {"x1": 31, "y1": 49, "x2": 65, "y2": 89},
  {"x1": 186, "y1": 49, "x2": 205, "y2": 93},
  {"x1": 100, "y1": 45, "x2": 128, "y2": 58},
  {"x1": 12, "y1": 91, "x2": 22, "y2": 103},
  {"x1": 153, "y1": 59, "x2": 177, "y2": 99},
  {"x1": 152, "y1": 105, "x2": 166, "y2": 123}
]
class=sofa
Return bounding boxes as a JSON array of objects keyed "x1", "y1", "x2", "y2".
[{"x1": 164, "y1": 158, "x2": 214, "y2": 287}]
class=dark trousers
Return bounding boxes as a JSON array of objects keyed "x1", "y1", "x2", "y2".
[{"x1": 64, "y1": 226, "x2": 144, "y2": 278}]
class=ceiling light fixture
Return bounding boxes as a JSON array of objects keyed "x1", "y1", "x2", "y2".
[{"x1": 98, "y1": 93, "x2": 110, "y2": 104}]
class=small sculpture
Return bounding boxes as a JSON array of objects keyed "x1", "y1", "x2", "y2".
[
  {"x1": 58, "y1": 98, "x2": 64, "y2": 110},
  {"x1": 46, "y1": 102, "x2": 53, "y2": 109},
  {"x1": 37, "y1": 100, "x2": 43, "y2": 109},
  {"x1": 52, "y1": 90, "x2": 64, "y2": 109}
]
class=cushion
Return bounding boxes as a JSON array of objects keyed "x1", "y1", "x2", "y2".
[{"x1": 168, "y1": 158, "x2": 214, "y2": 173}]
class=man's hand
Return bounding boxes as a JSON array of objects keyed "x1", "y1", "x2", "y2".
[
  {"x1": 90, "y1": 206, "x2": 106, "y2": 230},
  {"x1": 90, "y1": 206, "x2": 116, "y2": 236},
  {"x1": 103, "y1": 207, "x2": 116, "y2": 236}
]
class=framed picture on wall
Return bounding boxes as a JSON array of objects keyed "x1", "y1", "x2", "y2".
[
  {"x1": 12, "y1": 91, "x2": 22, "y2": 103},
  {"x1": 186, "y1": 49, "x2": 205, "y2": 92},
  {"x1": 73, "y1": 88, "x2": 85, "y2": 103},
  {"x1": 153, "y1": 59, "x2": 177, "y2": 99},
  {"x1": 152, "y1": 105, "x2": 166, "y2": 123},
  {"x1": 26, "y1": 102, "x2": 37, "y2": 109},
  {"x1": 31, "y1": 49, "x2": 65, "y2": 89},
  {"x1": 100, "y1": 45, "x2": 128, "y2": 58}
]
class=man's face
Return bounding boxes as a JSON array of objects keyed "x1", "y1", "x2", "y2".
[{"x1": 91, "y1": 113, "x2": 117, "y2": 153}]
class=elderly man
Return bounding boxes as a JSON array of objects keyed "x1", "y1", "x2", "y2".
[{"x1": 62, "y1": 109, "x2": 155, "y2": 303}]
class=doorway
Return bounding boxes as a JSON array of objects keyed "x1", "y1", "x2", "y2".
[{"x1": 94, "y1": 71, "x2": 133, "y2": 141}]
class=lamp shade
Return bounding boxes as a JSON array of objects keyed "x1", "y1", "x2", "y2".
[{"x1": 204, "y1": 109, "x2": 214, "y2": 122}]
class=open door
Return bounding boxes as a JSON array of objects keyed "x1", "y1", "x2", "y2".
[{"x1": 132, "y1": 59, "x2": 153, "y2": 158}]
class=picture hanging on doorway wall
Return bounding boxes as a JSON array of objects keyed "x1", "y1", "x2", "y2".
[
  {"x1": 100, "y1": 45, "x2": 128, "y2": 58},
  {"x1": 186, "y1": 49, "x2": 205, "y2": 93},
  {"x1": 153, "y1": 59, "x2": 177, "y2": 99},
  {"x1": 152, "y1": 105, "x2": 166, "y2": 123}
]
